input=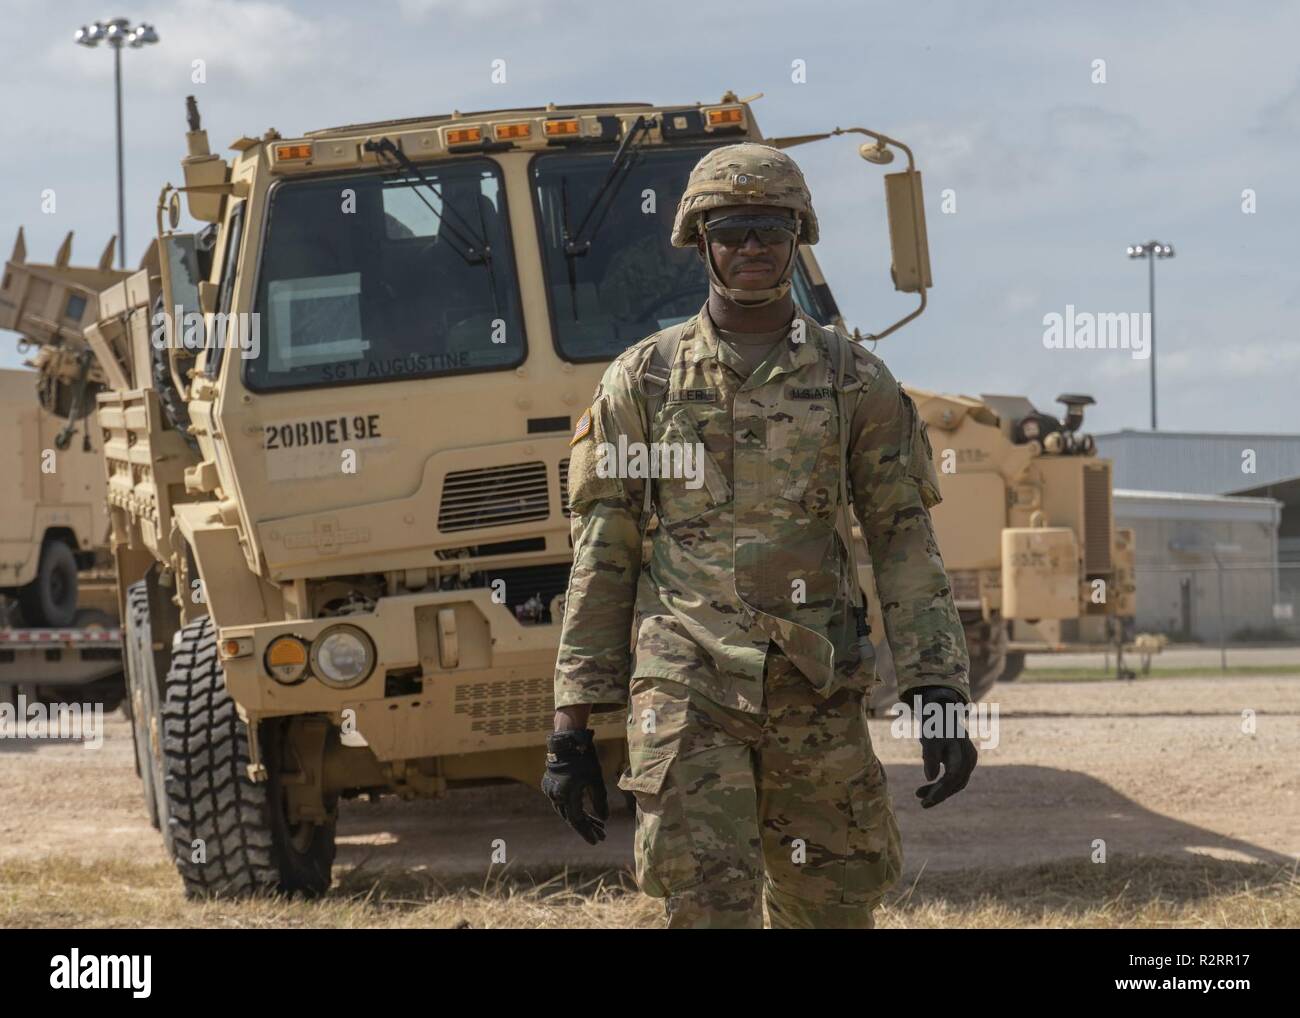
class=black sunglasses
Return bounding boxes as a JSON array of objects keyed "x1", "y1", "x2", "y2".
[{"x1": 703, "y1": 214, "x2": 797, "y2": 248}]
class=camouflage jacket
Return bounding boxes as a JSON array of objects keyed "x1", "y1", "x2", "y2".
[{"x1": 555, "y1": 304, "x2": 969, "y2": 713}]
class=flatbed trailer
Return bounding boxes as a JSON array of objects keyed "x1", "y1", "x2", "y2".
[
  {"x1": 0, "y1": 621, "x2": 124, "y2": 708},
  {"x1": 1004, "y1": 633, "x2": 1166, "y2": 680}
]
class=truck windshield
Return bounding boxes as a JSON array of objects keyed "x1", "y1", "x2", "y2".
[
  {"x1": 532, "y1": 145, "x2": 835, "y2": 362},
  {"x1": 246, "y1": 159, "x2": 524, "y2": 391}
]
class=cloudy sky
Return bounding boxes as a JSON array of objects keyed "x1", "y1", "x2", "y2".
[{"x1": 1, "y1": 0, "x2": 1295, "y2": 435}]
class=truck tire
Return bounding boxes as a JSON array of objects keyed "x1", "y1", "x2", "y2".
[
  {"x1": 162, "y1": 616, "x2": 336, "y2": 898},
  {"x1": 19, "y1": 539, "x2": 78, "y2": 628},
  {"x1": 123, "y1": 581, "x2": 167, "y2": 830}
]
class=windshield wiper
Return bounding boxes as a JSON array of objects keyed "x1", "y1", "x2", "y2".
[
  {"x1": 364, "y1": 136, "x2": 500, "y2": 316},
  {"x1": 558, "y1": 114, "x2": 655, "y2": 319},
  {"x1": 562, "y1": 114, "x2": 654, "y2": 258},
  {"x1": 363, "y1": 137, "x2": 492, "y2": 267}
]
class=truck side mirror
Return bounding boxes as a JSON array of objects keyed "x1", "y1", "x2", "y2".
[
  {"x1": 841, "y1": 126, "x2": 931, "y2": 340},
  {"x1": 159, "y1": 233, "x2": 202, "y2": 345},
  {"x1": 767, "y1": 125, "x2": 935, "y2": 341},
  {"x1": 884, "y1": 170, "x2": 932, "y2": 294},
  {"x1": 156, "y1": 231, "x2": 204, "y2": 399}
]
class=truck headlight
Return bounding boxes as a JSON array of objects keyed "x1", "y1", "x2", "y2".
[{"x1": 309, "y1": 625, "x2": 375, "y2": 688}]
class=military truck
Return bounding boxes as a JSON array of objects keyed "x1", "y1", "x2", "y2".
[
  {"x1": 0, "y1": 231, "x2": 124, "y2": 623},
  {"x1": 0, "y1": 367, "x2": 123, "y2": 699},
  {"x1": 0, "y1": 369, "x2": 105, "y2": 622},
  {"x1": 4, "y1": 90, "x2": 1126, "y2": 897},
  {"x1": 904, "y1": 389, "x2": 1138, "y2": 696},
  {"x1": 0, "y1": 236, "x2": 127, "y2": 706},
  {"x1": 854, "y1": 387, "x2": 1138, "y2": 703}
]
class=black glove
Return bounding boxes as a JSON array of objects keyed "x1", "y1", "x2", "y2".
[
  {"x1": 541, "y1": 728, "x2": 608, "y2": 844},
  {"x1": 910, "y1": 686, "x2": 977, "y2": 809}
]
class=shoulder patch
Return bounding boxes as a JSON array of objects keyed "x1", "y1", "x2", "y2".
[
  {"x1": 848, "y1": 339, "x2": 883, "y2": 377},
  {"x1": 838, "y1": 343, "x2": 883, "y2": 395},
  {"x1": 825, "y1": 331, "x2": 883, "y2": 393},
  {"x1": 567, "y1": 397, "x2": 624, "y2": 509},
  {"x1": 570, "y1": 407, "x2": 593, "y2": 446}
]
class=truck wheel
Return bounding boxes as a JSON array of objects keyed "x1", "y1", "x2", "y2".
[
  {"x1": 19, "y1": 540, "x2": 78, "y2": 628},
  {"x1": 1001, "y1": 652, "x2": 1026, "y2": 682},
  {"x1": 124, "y1": 581, "x2": 166, "y2": 830},
  {"x1": 262, "y1": 717, "x2": 338, "y2": 894},
  {"x1": 162, "y1": 616, "x2": 336, "y2": 898}
]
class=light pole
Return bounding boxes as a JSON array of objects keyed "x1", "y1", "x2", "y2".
[
  {"x1": 1126, "y1": 239, "x2": 1176, "y2": 430},
  {"x1": 73, "y1": 18, "x2": 160, "y2": 269}
]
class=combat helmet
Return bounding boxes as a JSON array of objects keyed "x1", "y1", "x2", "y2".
[{"x1": 671, "y1": 143, "x2": 819, "y2": 307}]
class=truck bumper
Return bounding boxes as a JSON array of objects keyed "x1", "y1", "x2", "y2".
[{"x1": 218, "y1": 586, "x2": 620, "y2": 762}]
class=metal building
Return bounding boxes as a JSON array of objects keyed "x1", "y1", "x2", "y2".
[
  {"x1": 1096, "y1": 430, "x2": 1300, "y2": 642},
  {"x1": 1114, "y1": 489, "x2": 1284, "y2": 642}
]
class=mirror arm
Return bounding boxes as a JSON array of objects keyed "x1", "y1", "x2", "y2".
[
  {"x1": 829, "y1": 127, "x2": 929, "y2": 345},
  {"x1": 854, "y1": 286, "x2": 927, "y2": 346},
  {"x1": 156, "y1": 183, "x2": 176, "y2": 238},
  {"x1": 830, "y1": 126, "x2": 915, "y2": 170},
  {"x1": 153, "y1": 186, "x2": 193, "y2": 401}
]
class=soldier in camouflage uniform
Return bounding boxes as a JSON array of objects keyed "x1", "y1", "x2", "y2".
[{"x1": 542, "y1": 143, "x2": 977, "y2": 928}]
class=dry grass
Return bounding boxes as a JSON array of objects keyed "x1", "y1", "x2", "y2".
[
  {"x1": 1022, "y1": 666, "x2": 1300, "y2": 681},
  {"x1": 1, "y1": 854, "x2": 1293, "y2": 929},
  {"x1": 882, "y1": 855, "x2": 1299, "y2": 928}
]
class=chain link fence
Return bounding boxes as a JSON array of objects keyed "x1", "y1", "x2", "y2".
[{"x1": 1133, "y1": 561, "x2": 1300, "y2": 645}]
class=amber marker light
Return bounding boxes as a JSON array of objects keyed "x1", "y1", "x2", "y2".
[
  {"x1": 494, "y1": 121, "x2": 532, "y2": 141},
  {"x1": 705, "y1": 107, "x2": 744, "y2": 127},
  {"x1": 274, "y1": 143, "x2": 312, "y2": 161},
  {"x1": 445, "y1": 126, "x2": 483, "y2": 146},
  {"x1": 265, "y1": 635, "x2": 310, "y2": 685},
  {"x1": 543, "y1": 119, "x2": 580, "y2": 137}
]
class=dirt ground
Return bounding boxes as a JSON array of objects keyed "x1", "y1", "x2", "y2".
[{"x1": 2, "y1": 674, "x2": 1296, "y2": 891}]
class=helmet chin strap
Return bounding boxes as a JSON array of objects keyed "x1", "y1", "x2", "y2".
[{"x1": 701, "y1": 224, "x2": 800, "y2": 310}]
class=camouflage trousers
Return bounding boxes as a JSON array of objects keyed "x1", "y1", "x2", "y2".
[{"x1": 618, "y1": 643, "x2": 903, "y2": 928}]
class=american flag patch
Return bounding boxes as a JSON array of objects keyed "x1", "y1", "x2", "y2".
[{"x1": 570, "y1": 407, "x2": 593, "y2": 446}]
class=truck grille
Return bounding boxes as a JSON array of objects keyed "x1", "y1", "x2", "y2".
[
  {"x1": 453, "y1": 676, "x2": 554, "y2": 737},
  {"x1": 451, "y1": 674, "x2": 620, "y2": 738},
  {"x1": 437, "y1": 462, "x2": 549, "y2": 532},
  {"x1": 559, "y1": 458, "x2": 570, "y2": 517},
  {"x1": 1083, "y1": 462, "x2": 1113, "y2": 573}
]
